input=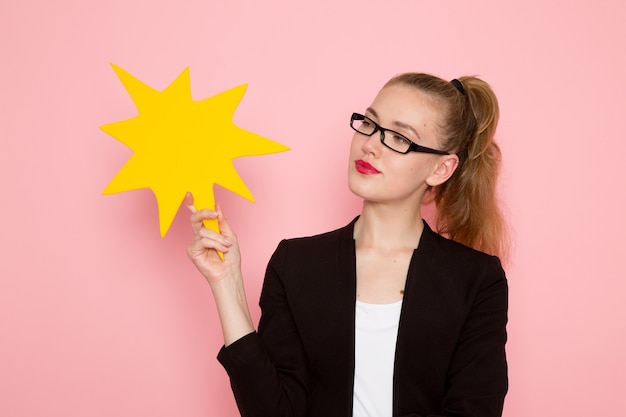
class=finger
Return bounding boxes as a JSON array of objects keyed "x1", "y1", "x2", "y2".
[
  {"x1": 197, "y1": 227, "x2": 232, "y2": 246},
  {"x1": 185, "y1": 192, "x2": 196, "y2": 213},
  {"x1": 187, "y1": 240, "x2": 228, "y2": 263},
  {"x1": 190, "y1": 209, "x2": 218, "y2": 223},
  {"x1": 198, "y1": 236, "x2": 231, "y2": 253},
  {"x1": 189, "y1": 227, "x2": 229, "y2": 250},
  {"x1": 188, "y1": 232, "x2": 231, "y2": 260},
  {"x1": 215, "y1": 203, "x2": 235, "y2": 241},
  {"x1": 190, "y1": 209, "x2": 218, "y2": 234}
]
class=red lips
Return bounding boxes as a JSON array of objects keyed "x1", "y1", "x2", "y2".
[{"x1": 355, "y1": 159, "x2": 381, "y2": 174}]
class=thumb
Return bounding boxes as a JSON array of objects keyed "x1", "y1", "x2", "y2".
[{"x1": 216, "y1": 203, "x2": 236, "y2": 239}]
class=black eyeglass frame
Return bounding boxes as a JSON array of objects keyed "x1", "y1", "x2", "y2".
[{"x1": 350, "y1": 113, "x2": 449, "y2": 155}]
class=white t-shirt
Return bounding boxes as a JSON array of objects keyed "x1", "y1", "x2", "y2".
[{"x1": 353, "y1": 299, "x2": 403, "y2": 417}]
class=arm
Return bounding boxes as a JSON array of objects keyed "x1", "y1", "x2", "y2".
[
  {"x1": 438, "y1": 257, "x2": 509, "y2": 417},
  {"x1": 186, "y1": 195, "x2": 309, "y2": 416},
  {"x1": 217, "y1": 241, "x2": 310, "y2": 417},
  {"x1": 185, "y1": 193, "x2": 254, "y2": 346},
  {"x1": 396, "y1": 255, "x2": 508, "y2": 417}
]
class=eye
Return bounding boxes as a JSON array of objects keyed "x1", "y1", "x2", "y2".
[{"x1": 391, "y1": 134, "x2": 410, "y2": 146}]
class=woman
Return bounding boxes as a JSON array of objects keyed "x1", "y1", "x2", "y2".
[{"x1": 186, "y1": 73, "x2": 509, "y2": 417}]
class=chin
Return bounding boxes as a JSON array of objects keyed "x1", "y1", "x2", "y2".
[{"x1": 348, "y1": 179, "x2": 379, "y2": 202}]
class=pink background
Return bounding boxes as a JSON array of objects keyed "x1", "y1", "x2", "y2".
[{"x1": 2, "y1": 0, "x2": 625, "y2": 416}]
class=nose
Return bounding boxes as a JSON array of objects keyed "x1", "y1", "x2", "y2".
[{"x1": 360, "y1": 129, "x2": 383, "y2": 156}]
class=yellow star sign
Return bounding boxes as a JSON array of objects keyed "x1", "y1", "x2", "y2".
[{"x1": 101, "y1": 64, "x2": 289, "y2": 236}]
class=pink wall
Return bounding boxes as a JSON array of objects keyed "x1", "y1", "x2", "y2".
[{"x1": 2, "y1": 1, "x2": 625, "y2": 416}]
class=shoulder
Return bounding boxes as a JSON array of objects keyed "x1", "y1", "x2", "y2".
[
  {"x1": 264, "y1": 219, "x2": 357, "y2": 283},
  {"x1": 421, "y1": 222, "x2": 506, "y2": 287},
  {"x1": 272, "y1": 218, "x2": 356, "y2": 259}
]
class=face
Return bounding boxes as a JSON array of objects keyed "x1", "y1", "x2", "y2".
[{"x1": 348, "y1": 83, "x2": 454, "y2": 206}]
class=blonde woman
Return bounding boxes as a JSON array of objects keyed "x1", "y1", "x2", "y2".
[{"x1": 187, "y1": 73, "x2": 509, "y2": 417}]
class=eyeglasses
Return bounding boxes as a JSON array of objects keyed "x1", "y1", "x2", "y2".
[{"x1": 350, "y1": 113, "x2": 449, "y2": 155}]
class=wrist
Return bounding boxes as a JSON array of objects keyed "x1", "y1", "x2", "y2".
[{"x1": 208, "y1": 275, "x2": 254, "y2": 346}]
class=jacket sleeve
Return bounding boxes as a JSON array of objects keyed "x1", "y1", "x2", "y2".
[
  {"x1": 441, "y1": 257, "x2": 509, "y2": 417},
  {"x1": 217, "y1": 240, "x2": 310, "y2": 417}
]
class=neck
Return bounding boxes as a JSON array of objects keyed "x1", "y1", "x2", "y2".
[{"x1": 354, "y1": 201, "x2": 424, "y2": 251}]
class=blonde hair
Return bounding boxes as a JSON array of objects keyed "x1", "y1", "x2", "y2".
[{"x1": 385, "y1": 73, "x2": 509, "y2": 261}]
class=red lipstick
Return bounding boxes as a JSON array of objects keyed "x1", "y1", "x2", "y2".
[{"x1": 355, "y1": 159, "x2": 381, "y2": 174}]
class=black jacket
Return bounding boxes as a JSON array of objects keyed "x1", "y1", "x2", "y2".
[{"x1": 218, "y1": 218, "x2": 508, "y2": 417}]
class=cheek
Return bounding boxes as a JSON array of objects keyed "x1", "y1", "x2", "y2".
[{"x1": 395, "y1": 158, "x2": 432, "y2": 183}]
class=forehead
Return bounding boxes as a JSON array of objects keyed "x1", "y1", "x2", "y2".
[{"x1": 368, "y1": 84, "x2": 443, "y2": 133}]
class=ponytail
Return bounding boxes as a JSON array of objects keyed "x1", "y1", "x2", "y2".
[{"x1": 385, "y1": 73, "x2": 509, "y2": 261}]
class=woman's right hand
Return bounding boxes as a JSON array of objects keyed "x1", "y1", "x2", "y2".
[
  {"x1": 185, "y1": 193, "x2": 255, "y2": 345},
  {"x1": 185, "y1": 192, "x2": 242, "y2": 287}
]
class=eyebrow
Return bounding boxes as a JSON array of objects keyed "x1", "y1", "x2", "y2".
[{"x1": 365, "y1": 107, "x2": 420, "y2": 140}]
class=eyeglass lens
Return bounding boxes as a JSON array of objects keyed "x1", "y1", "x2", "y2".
[{"x1": 351, "y1": 113, "x2": 412, "y2": 153}]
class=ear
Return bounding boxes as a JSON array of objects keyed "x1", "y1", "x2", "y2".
[{"x1": 426, "y1": 154, "x2": 459, "y2": 187}]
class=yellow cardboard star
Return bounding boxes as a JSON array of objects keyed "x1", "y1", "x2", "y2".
[{"x1": 101, "y1": 64, "x2": 289, "y2": 236}]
